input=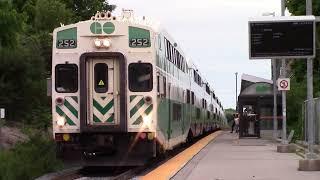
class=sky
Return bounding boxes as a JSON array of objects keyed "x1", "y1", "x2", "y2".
[{"x1": 109, "y1": 0, "x2": 284, "y2": 109}]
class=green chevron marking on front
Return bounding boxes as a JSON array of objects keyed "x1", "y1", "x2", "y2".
[
  {"x1": 132, "y1": 104, "x2": 153, "y2": 125},
  {"x1": 106, "y1": 114, "x2": 114, "y2": 122},
  {"x1": 130, "y1": 98, "x2": 145, "y2": 117},
  {"x1": 93, "y1": 99, "x2": 114, "y2": 115},
  {"x1": 56, "y1": 106, "x2": 76, "y2": 125},
  {"x1": 71, "y1": 96, "x2": 78, "y2": 103},
  {"x1": 93, "y1": 114, "x2": 101, "y2": 122},
  {"x1": 130, "y1": 95, "x2": 137, "y2": 102},
  {"x1": 64, "y1": 99, "x2": 78, "y2": 118}
]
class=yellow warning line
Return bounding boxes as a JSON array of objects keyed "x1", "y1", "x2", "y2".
[{"x1": 140, "y1": 130, "x2": 222, "y2": 180}]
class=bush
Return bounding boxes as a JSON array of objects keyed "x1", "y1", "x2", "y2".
[{"x1": 0, "y1": 134, "x2": 63, "y2": 180}]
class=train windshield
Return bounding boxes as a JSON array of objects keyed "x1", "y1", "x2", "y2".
[
  {"x1": 55, "y1": 64, "x2": 78, "y2": 93},
  {"x1": 129, "y1": 63, "x2": 153, "y2": 92}
]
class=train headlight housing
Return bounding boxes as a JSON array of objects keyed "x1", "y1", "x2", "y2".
[
  {"x1": 55, "y1": 97, "x2": 64, "y2": 106},
  {"x1": 94, "y1": 38, "x2": 111, "y2": 48},
  {"x1": 94, "y1": 38, "x2": 102, "y2": 48},
  {"x1": 142, "y1": 114, "x2": 152, "y2": 127},
  {"x1": 144, "y1": 96, "x2": 152, "y2": 104},
  {"x1": 57, "y1": 116, "x2": 66, "y2": 127},
  {"x1": 102, "y1": 39, "x2": 111, "y2": 48}
]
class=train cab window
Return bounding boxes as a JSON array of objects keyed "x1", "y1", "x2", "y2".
[
  {"x1": 55, "y1": 64, "x2": 78, "y2": 93},
  {"x1": 94, "y1": 63, "x2": 108, "y2": 93},
  {"x1": 129, "y1": 63, "x2": 153, "y2": 92}
]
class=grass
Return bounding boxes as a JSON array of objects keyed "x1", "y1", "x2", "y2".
[{"x1": 0, "y1": 133, "x2": 63, "y2": 180}]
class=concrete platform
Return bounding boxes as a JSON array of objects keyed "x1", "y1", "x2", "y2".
[{"x1": 173, "y1": 132, "x2": 320, "y2": 180}]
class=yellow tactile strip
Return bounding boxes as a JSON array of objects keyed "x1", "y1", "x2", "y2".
[{"x1": 140, "y1": 131, "x2": 222, "y2": 180}]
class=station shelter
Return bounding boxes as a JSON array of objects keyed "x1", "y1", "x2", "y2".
[{"x1": 237, "y1": 74, "x2": 282, "y2": 138}]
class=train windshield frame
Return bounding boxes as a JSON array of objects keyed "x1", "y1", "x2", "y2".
[
  {"x1": 55, "y1": 64, "x2": 78, "y2": 93},
  {"x1": 128, "y1": 63, "x2": 153, "y2": 92}
]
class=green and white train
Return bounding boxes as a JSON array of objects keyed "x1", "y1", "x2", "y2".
[{"x1": 51, "y1": 10, "x2": 227, "y2": 165}]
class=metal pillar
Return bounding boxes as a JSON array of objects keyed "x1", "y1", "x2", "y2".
[
  {"x1": 306, "y1": 0, "x2": 316, "y2": 159},
  {"x1": 272, "y1": 59, "x2": 278, "y2": 139},
  {"x1": 280, "y1": 0, "x2": 287, "y2": 144},
  {"x1": 281, "y1": 60, "x2": 287, "y2": 144},
  {"x1": 235, "y1": 72, "x2": 238, "y2": 111}
]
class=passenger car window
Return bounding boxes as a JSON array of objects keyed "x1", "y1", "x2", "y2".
[
  {"x1": 94, "y1": 63, "x2": 108, "y2": 93},
  {"x1": 55, "y1": 64, "x2": 78, "y2": 93},
  {"x1": 129, "y1": 63, "x2": 153, "y2": 92}
]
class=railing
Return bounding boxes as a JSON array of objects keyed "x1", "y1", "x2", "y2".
[{"x1": 302, "y1": 97, "x2": 320, "y2": 144}]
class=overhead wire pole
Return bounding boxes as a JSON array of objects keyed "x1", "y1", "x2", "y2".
[
  {"x1": 281, "y1": 0, "x2": 287, "y2": 144},
  {"x1": 306, "y1": 0, "x2": 316, "y2": 159},
  {"x1": 272, "y1": 59, "x2": 278, "y2": 140},
  {"x1": 235, "y1": 72, "x2": 238, "y2": 111}
]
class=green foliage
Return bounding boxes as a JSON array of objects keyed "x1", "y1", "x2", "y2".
[
  {"x1": 224, "y1": 108, "x2": 236, "y2": 124},
  {"x1": 34, "y1": 0, "x2": 73, "y2": 32},
  {"x1": 61, "y1": 0, "x2": 116, "y2": 21},
  {"x1": 286, "y1": 0, "x2": 320, "y2": 16},
  {"x1": 0, "y1": 1, "x2": 24, "y2": 48},
  {"x1": 0, "y1": 135, "x2": 63, "y2": 180}
]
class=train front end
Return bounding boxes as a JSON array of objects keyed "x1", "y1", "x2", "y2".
[{"x1": 51, "y1": 11, "x2": 157, "y2": 165}]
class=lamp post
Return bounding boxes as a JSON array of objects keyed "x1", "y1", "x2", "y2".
[{"x1": 235, "y1": 72, "x2": 238, "y2": 112}]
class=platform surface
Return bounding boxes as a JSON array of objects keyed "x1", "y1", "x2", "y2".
[{"x1": 173, "y1": 132, "x2": 320, "y2": 180}]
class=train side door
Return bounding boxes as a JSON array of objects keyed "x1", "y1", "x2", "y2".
[{"x1": 87, "y1": 59, "x2": 119, "y2": 125}]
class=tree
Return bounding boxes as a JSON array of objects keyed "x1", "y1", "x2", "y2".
[
  {"x1": 224, "y1": 108, "x2": 236, "y2": 124},
  {"x1": 0, "y1": 1, "x2": 23, "y2": 48},
  {"x1": 61, "y1": 0, "x2": 116, "y2": 21}
]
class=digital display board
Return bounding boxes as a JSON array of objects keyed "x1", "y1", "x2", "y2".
[{"x1": 249, "y1": 16, "x2": 315, "y2": 59}]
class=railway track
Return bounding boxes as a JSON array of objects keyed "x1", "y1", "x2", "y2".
[{"x1": 37, "y1": 130, "x2": 219, "y2": 180}]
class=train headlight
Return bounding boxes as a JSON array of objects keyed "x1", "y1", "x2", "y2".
[
  {"x1": 143, "y1": 114, "x2": 152, "y2": 127},
  {"x1": 57, "y1": 116, "x2": 66, "y2": 127},
  {"x1": 102, "y1": 39, "x2": 111, "y2": 48},
  {"x1": 94, "y1": 38, "x2": 102, "y2": 48}
]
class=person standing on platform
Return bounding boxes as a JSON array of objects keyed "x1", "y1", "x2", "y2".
[
  {"x1": 235, "y1": 113, "x2": 240, "y2": 133},
  {"x1": 230, "y1": 114, "x2": 236, "y2": 133}
]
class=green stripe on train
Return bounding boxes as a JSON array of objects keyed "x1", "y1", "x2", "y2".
[
  {"x1": 132, "y1": 104, "x2": 153, "y2": 125},
  {"x1": 64, "y1": 99, "x2": 78, "y2": 118},
  {"x1": 56, "y1": 106, "x2": 76, "y2": 125},
  {"x1": 93, "y1": 99, "x2": 114, "y2": 115},
  {"x1": 130, "y1": 98, "x2": 145, "y2": 117},
  {"x1": 93, "y1": 114, "x2": 101, "y2": 122}
]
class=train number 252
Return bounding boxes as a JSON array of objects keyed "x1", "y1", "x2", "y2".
[{"x1": 130, "y1": 38, "x2": 149, "y2": 47}]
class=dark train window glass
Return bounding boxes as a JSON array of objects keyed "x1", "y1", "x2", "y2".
[
  {"x1": 55, "y1": 64, "x2": 78, "y2": 93},
  {"x1": 157, "y1": 76, "x2": 160, "y2": 93},
  {"x1": 94, "y1": 63, "x2": 108, "y2": 93},
  {"x1": 196, "y1": 108, "x2": 201, "y2": 119},
  {"x1": 191, "y1": 91, "x2": 195, "y2": 105},
  {"x1": 207, "y1": 111, "x2": 210, "y2": 119},
  {"x1": 129, "y1": 63, "x2": 153, "y2": 92},
  {"x1": 173, "y1": 103, "x2": 182, "y2": 121},
  {"x1": 186, "y1": 90, "x2": 190, "y2": 104},
  {"x1": 163, "y1": 77, "x2": 167, "y2": 97}
]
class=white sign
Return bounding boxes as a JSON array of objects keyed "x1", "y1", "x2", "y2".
[
  {"x1": 0, "y1": 108, "x2": 5, "y2": 119},
  {"x1": 277, "y1": 78, "x2": 290, "y2": 91}
]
